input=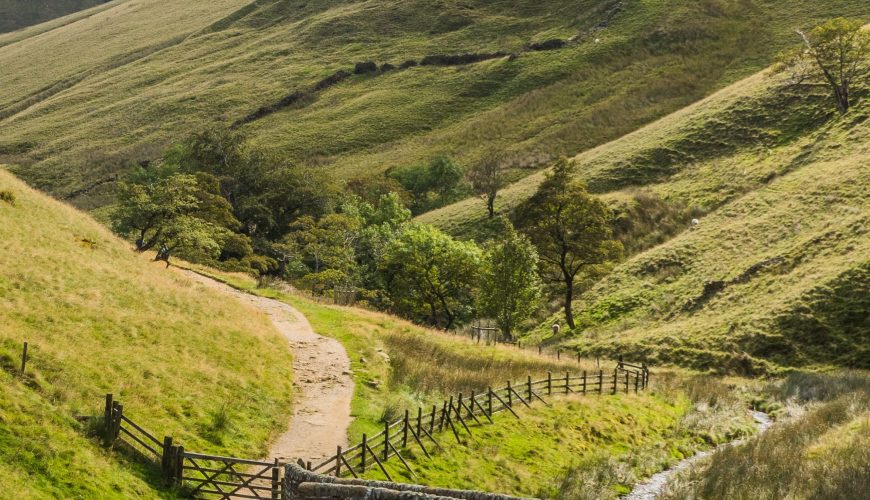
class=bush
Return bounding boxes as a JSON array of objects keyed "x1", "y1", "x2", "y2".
[
  {"x1": 353, "y1": 61, "x2": 378, "y2": 74},
  {"x1": 0, "y1": 190, "x2": 15, "y2": 205}
]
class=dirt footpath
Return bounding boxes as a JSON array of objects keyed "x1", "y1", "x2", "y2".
[{"x1": 182, "y1": 271, "x2": 354, "y2": 465}]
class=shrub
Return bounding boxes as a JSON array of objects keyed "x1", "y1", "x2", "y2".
[
  {"x1": 0, "y1": 190, "x2": 15, "y2": 205},
  {"x1": 353, "y1": 61, "x2": 378, "y2": 74}
]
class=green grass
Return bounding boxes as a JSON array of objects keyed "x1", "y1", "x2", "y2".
[
  {"x1": 177, "y1": 266, "x2": 604, "y2": 440},
  {"x1": 1, "y1": 0, "x2": 866, "y2": 210},
  {"x1": 0, "y1": 169, "x2": 294, "y2": 497}
]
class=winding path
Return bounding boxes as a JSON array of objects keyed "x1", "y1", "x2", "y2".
[
  {"x1": 182, "y1": 271, "x2": 354, "y2": 465},
  {"x1": 623, "y1": 411, "x2": 772, "y2": 500}
]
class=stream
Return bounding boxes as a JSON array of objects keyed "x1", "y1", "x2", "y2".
[{"x1": 623, "y1": 410, "x2": 772, "y2": 500}]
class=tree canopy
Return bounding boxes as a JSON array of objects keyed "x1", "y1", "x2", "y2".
[{"x1": 380, "y1": 224, "x2": 482, "y2": 330}]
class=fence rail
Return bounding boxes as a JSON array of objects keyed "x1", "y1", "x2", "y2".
[{"x1": 309, "y1": 362, "x2": 650, "y2": 480}]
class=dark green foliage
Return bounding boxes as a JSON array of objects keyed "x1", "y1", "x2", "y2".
[
  {"x1": 172, "y1": 128, "x2": 338, "y2": 240},
  {"x1": 478, "y1": 218, "x2": 542, "y2": 339},
  {"x1": 389, "y1": 156, "x2": 467, "y2": 214},
  {"x1": 380, "y1": 224, "x2": 482, "y2": 329}
]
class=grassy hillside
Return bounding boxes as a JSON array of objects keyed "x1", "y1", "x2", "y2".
[
  {"x1": 452, "y1": 62, "x2": 870, "y2": 373},
  {"x1": 0, "y1": 0, "x2": 866, "y2": 209},
  {"x1": 0, "y1": 0, "x2": 112, "y2": 34},
  {"x1": 0, "y1": 169, "x2": 294, "y2": 497}
]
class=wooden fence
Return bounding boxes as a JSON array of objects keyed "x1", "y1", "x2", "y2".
[
  {"x1": 307, "y1": 362, "x2": 650, "y2": 481},
  {"x1": 102, "y1": 394, "x2": 282, "y2": 499},
  {"x1": 101, "y1": 361, "x2": 649, "y2": 498}
]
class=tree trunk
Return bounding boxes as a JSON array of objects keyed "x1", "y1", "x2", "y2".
[
  {"x1": 834, "y1": 84, "x2": 849, "y2": 114},
  {"x1": 563, "y1": 277, "x2": 575, "y2": 329},
  {"x1": 486, "y1": 194, "x2": 496, "y2": 219}
]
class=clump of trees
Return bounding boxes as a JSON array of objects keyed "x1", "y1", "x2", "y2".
[
  {"x1": 781, "y1": 18, "x2": 869, "y2": 114},
  {"x1": 113, "y1": 131, "x2": 623, "y2": 338}
]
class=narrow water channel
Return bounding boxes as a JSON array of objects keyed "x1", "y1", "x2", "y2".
[{"x1": 623, "y1": 411, "x2": 772, "y2": 500}]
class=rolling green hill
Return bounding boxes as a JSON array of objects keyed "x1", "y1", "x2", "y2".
[
  {"x1": 0, "y1": 0, "x2": 112, "y2": 34},
  {"x1": 452, "y1": 62, "x2": 870, "y2": 374},
  {"x1": 0, "y1": 168, "x2": 294, "y2": 497},
  {"x1": 0, "y1": 0, "x2": 866, "y2": 210}
]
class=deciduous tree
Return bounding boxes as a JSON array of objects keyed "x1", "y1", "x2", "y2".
[
  {"x1": 479, "y1": 218, "x2": 542, "y2": 340},
  {"x1": 380, "y1": 224, "x2": 482, "y2": 329},
  {"x1": 468, "y1": 150, "x2": 507, "y2": 219},
  {"x1": 514, "y1": 159, "x2": 622, "y2": 329},
  {"x1": 782, "y1": 18, "x2": 870, "y2": 114}
]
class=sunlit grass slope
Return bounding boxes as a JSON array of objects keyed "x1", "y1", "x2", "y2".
[
  {"x1": 468, "y1": 68, "x2": 869, "y2": 374},
  {"x1": 0, "y1": 169, "x2": 293, "y2": 497},
  {"x1": 1, "y1": 0, "x2": 866, "y2": 208}
]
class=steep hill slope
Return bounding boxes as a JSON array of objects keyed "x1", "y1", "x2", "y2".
[
  {"x1": 468, "y1": 65, "x2": 869, "y2": 373},
  {"x1": 0, "y1": 0, "x2": 865, "y2": 209},
  {"x1": 0, "y1": 169, "x2": 294, "y2": 497},
  {"x1": 0, "y1": 0, "x2": 112, "y2": 33}
]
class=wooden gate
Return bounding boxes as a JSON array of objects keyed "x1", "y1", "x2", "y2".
[{"x1": 178, "y1": 452, "x2": 281, "y2": 500}]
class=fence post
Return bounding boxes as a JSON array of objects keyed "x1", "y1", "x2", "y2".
[
  {"x1": 577, "y1": 352, "x2": 581, "y2": 364},
  {"x1": 612, "y1": 369, "x2": 618, "y2": 394},
  {"x1": 527, "y1": 375, "x2": 533, "y2": 401},
  {"x1": 113, "y1": 403, "x2": 123, "y2": 440},
  {"x1": 272, "y1": 458, "x2": 280, "y2": 500},
  {"x1": 175, "y1": 445, "x2": 184, "y2": 486},
  {"x1": 417, "y1": 408, "x2": 423, "y2": 439},
  {"x1": 402, "y1": 410, "x2": 409, "y2": 447},
  {"x1": 468, "y1": 390, "x2": 475, "y2": 419},
  {"x1": 383, "y1": 421, "x2": 390, "y2": 461},
  {"x1": 582, "y1": 371, "x2": 587, "y2": 394},
  {"x1": 557, "y1": 349, "x2": 561, "y2": 360},
  {"x1": 506, "y1": 382, "x2": 512, "y2": 407},
  {"x1": 642, "y1": 363, "x2": 648, "y2": 389},
  {"x1": 103, "y1": 394, "x2": 114, "y2": 445},
  {"x1": 361, "y1": 434, "x2": 367, "y2": 471},
  {"x1": 430, "y1": 405, "x2": 436, "y2": 434},
  {"x1": 487, "y1": 388, "x2": 493, "y2": 416},
  {"x1": 565, "y1": 372, "x2": 570, "y2": 394},
  {"x1": 20, "y1": 341, "x2": 27, "y2": 377},
  {"x1": 161, "y1": 436, "x2": 173, "y2": 482},
  {"x1": 547, "y1": 372, "x2": 552, "y2": 395},
  {"x1": 336, "y1": 445, "x2": 342, "y2": 477},
  {"x1": 599, "y1": 370, "x2": 603, "y2": 394},
  {"x1": 635, "y1": 373, "x2": 640, "y2": 393},
  {"x1": 625, "y1": 372, "x2": 630, "y2": 393}
]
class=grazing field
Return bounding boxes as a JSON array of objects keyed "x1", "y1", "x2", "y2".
[
  {"x1": 0, "y1": 169, "x2": 294, "y2": 497},
  {"x1": 0, "y1": 0, "x2": 866, "y2": 210}
]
